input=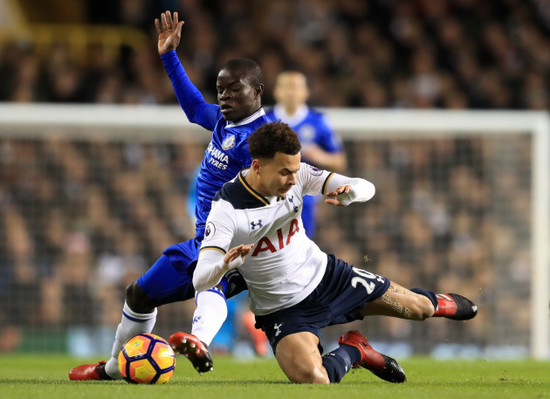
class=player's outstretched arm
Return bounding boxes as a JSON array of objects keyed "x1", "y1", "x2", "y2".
[
  {"x1": 324, "y1": 177, "x2": 375, "y2": 206},
  {"x1": 155, "y1": 10, "x2": 184, "y2": 55},
  {"x1": 157, "y1": 10, "x2": 219, "y2": 130},
  {"x1": 324, "y1": 185, "x2": 352, "y2": 207},
  {"x1": 193, "y1": 244, "x2": 254, "y2": 292}
]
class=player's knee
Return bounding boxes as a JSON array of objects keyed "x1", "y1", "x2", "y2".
[
  {"x1": 125, "y1": 281, "x2": 155, "y2": 314},
  {"x1": 280, "y1": 356, "x2": 329, "y2": 384},
  {"x1": 287, "y1": 366, "x2": 329, "y2": 384}
]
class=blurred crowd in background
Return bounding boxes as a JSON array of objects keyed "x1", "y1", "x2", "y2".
[
  {"x1": 0, "y1": 0, "x2": 539, "y2": 358},
  {"x1": 0, "y1": 132, "x2": 532, "y2": 357},
  {"x1": 1, "y1": 0, "x2": 550, "y2": 110}
]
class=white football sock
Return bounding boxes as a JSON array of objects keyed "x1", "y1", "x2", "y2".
[
  {"x1": 191, "y1": 288, "x2": 228, "y2": 346},
  {"x1": 104, "y1": 302, "x2": 157, "y2": 379}
]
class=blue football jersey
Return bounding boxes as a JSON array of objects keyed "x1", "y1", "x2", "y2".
[
  {"x1": 266, "y1": 104, "x2": 343, "y2": 164},
  {"x1": 138, "y1": 51, "x2": 270, "y2": 306},
  {"x1": 193, "y1": 110, "x2": 272, "y2": 238},
  {"x1": 161, "y1": 50, "x2": 272, "y2": 240}
]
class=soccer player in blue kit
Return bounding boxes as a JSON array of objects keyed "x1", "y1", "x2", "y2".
[
  {"x1": 69, "y1": 11, "x2": 272, "y2": 380},
  {"x1": 267, "y1": 71, "x2": 346, "y2": 239}
]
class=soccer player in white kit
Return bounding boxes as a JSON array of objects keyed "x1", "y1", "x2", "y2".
[{"x1": 193, "y1": 121, "x2": 478, "y2": 384}]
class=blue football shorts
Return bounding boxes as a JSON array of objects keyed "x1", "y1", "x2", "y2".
[
  {"x1": 137, "y1": 237, "x2": 247, "y2": 307},
  {"x1": 254, "y1": 254, "x2": 390, "y2": 353}
]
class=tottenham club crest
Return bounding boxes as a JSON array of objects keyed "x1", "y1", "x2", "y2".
[
  {"x1": 205, "y1": 222, "x2": 216, "y2": 239},
  {"x1": 222, "y1": 135, "x2": 236, "y2": 150}
]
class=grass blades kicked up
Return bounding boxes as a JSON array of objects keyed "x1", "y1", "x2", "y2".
[{"x1": 1, "y1": 355, "x2": 549, "y2": 399}]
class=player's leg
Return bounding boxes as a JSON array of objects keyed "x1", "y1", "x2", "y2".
[
  {"x1": 263, "y1": 323, "x2": 403, "y2": 384},
  {"x1": 101, "y1": 281, "x2": 159, "y2": 379},
  {"x1": 361, "y1": 282, "x2": 477, "y2": 321},
  {"x1": 255, "y1": 257, "x2": 405, "y2": 385},
  {"x1": 306, "y1": 256, "x2": 404, "y2": 383},
  {"x1": 275, "y1": 332, "x2": 329, "y2": 383},
  {"x1": 69, "y1": 285, "x2": 159, "y2": 380},
  {"x1": 169, "y1": 286, "x2": 225, "y2": 374},
  {"x1": 190, "y1": 287, "x2": 227, "y2": 350},
  {"x1": 69, "y1": 253, "x2": 195, "y2": 380},
  {"x1": 337, "y1": 330, "x2": 406, "y2": 383},
  {"x1": 276, "y1": 331, "x2": 404, "y2": 384},
  {"x1": 169, "y1": 268, "x2": 246, "y2": 373},
  {"x1": 360, "y1": 282, "x2": 434, "y2": 320},
  {"x1": 101, "y1": 257, "x2": 188, "y2": 379}
]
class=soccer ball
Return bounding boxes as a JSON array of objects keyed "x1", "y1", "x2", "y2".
[{"x1": 118, "y1": 333, "x2": 176, "y2": 384}]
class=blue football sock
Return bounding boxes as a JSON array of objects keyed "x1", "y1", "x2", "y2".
[
  {"x1": 322, "y1": 345, "x2": 360, "y2": 383},
  {"x1": 411, "y1": 288, "x2": 438, "y2": 309}
]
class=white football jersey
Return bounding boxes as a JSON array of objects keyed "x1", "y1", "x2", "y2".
[
  {"x1": 197, "y1": 162, "x2": 375, "y2": 315},
  {"x1": 201, "y1": 163, "x2": 335, "y2": 315}
]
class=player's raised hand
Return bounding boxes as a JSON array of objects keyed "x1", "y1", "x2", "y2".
[
  {"x1": 155, "y1": 11, "x2": 184, "y2": 55},
  {"x1": 224, "y1": 244, "x2": 254, "y2": 268},
  {"x1": 324, "y1": 184, "x2": 352, "y2": 206}
]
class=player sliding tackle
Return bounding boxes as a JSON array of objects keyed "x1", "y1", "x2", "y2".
[{"x1": 191, "y1": 121, "x2": 478, "y2": 384}]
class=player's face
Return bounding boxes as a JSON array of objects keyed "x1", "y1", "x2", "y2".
[
  {"x1": 216, "y1": 68, "x2": 262, "y2": 122},
  {"x1": 274, "y1": 73, "x2": 309, "y2": 110},
  {"x1": 257, "y1": 152, "x2": 301, "y2": 197}
]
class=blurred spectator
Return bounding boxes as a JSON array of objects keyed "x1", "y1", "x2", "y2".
[{"x1": 267, "y1": 70, "x2": 346, "y2": 238}]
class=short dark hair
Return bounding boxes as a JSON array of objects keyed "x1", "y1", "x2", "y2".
[
  {"x1": 248, "y1": 122, "x2": 301, "y2": 159},
  {"x1": 221, "y1": 58, "x2": 264, "y2": 87}
]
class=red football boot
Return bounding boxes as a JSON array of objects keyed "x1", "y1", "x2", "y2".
[
  {"x1": 69, "y1": 360, "x2": 113, "y2": 380},
  {"x1": 434, "y1": 293, "x2": 478, "y2": 320},
  {"x1": 338, "y1": 330, "x2": 406, "y2": 383},
  {"x1": 169, "y1": 332, "x2": 213, "y2": 374}
]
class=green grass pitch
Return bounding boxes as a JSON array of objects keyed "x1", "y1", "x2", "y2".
[{"x1": 1, "y1": 355, "x2": 549, "y2": 399}]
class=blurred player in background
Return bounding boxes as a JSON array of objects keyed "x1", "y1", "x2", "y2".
[
  {"x1": 69, "y1": 10, "x2": 271, "y2": 381},
  {"x1": 267, "y1": 71, "x2": 346, "y2": 239},
  {"x1": 193, "y1": 121, "x2": 478, "y2": 384}
]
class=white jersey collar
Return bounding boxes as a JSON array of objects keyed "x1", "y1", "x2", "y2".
[
  {"x1": 226, "y1": 108, "x2": 266, "y2": 128},
  {"x1": 273, "y1": 104, "x2": 309, "y2": 126},
  {"x1": 239, "y1": 168, "x2": 280, "y2": 204}
]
